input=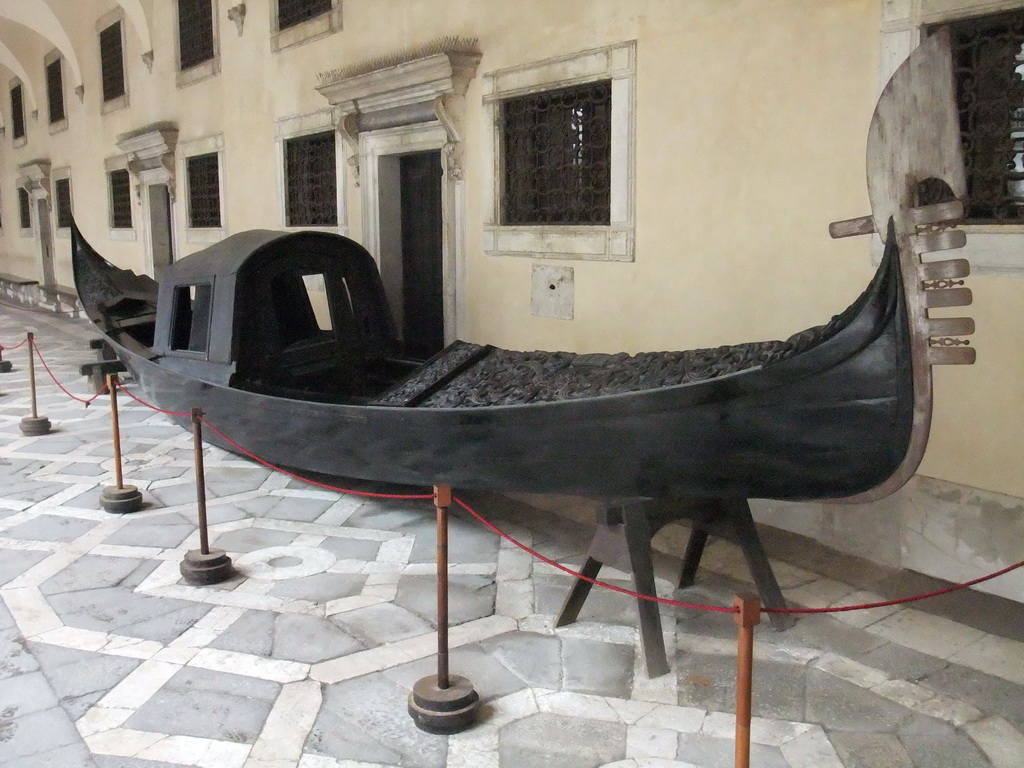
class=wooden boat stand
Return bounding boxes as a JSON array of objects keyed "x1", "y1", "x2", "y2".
[{"x1": 555, "y1": 497, "x2": 793, "y2": 677}]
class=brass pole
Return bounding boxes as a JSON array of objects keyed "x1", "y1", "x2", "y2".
[
  {"x1": 734, "y1": 593, "x2": 761, "y2": 768},
  {"x1": 434, "y1": 484, "x2": 452, "y2": 690},
  {"x1": 191, "y1": 408, "x2": 210, "y2": 555},
  {"x1": 26, "y1": 332, "x2": 38, "y2": 418},
  {"x1": 107, "y1": 374, "x2": 124, "y2": 490}
]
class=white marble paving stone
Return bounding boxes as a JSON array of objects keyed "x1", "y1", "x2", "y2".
[
  {"x1": 626, "y1": 725, "x2": 679, "y2": 759},
  {"x1": 913, "y1": 691, "x2": 983, "y2": 727},
  {"x1": 75, "y1": 705, "x2": 135, "y2": 738},
  {"x1": 375, "y1": 536, "x2": 415, "y2": 563},
  {"x1": 539, "y1": 690, "x2": 622, "y2": 721},
  {"x1": 779, "y1": 726, "x2": 844, "y2": 768},
  {"x1": 748, "y1": 717, "x2": 815, "y2": 747},
  {"x1": 813, "y1": 652, "x2": 890, "y2": 688},
  {"x1": 965, "y1": 716, "x2": 1024, "y2": 768},
  {"x1": 948, "y1": 632, "x2": 1024, "y2": 686},
  {"x1": 325, "y1": 594, "x2": 384, "y2": 616},
  {"x1": 85, "y1": 726, "x2": 166, "y2": 757},
  {"x1": 310, "y1": 643, "x2": 415, "y2": 683},
  {"x1": 246, "y1": 680, "x2": 323, "y2": 763},
  {"x1": 634, "y1": 704, "x2": 706, "y2": 733},
  {"x1": 136, "y1": 733, "x2": 251, "y2": 768},
  {"x1": 485, "y1": 689, "x2": 541, "y2": 728},
  {"x1": 868, "y1": 608, "x2": 986, "y2": 660},
  {"x1": 99, "y1": 659, "x2": 181, "y2": 709},
  {"x1": 446, "y1": 725, "x2": 500, "y2": 768},
  {"x1": 870, "y1": 678, "x2": 936, "y2": 709},
  {"x1": 3, "y1": 585, "x2": 63, "y2": 636},
  {"x1": 188, "y1": 647, "x2": 310, "y2": 683}
]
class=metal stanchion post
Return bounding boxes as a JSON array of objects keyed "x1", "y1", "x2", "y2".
[
  {"x1": 0, "y1": 344, "x2": 11, "y2": 373},
  {"x1": 734, "y1": 593, "x2": 761, "y2": 768},
  {"x1": 99, "y1": 374, "x2": 144, "y2": 513},
  {"x1": 179, "y1": 407, "x2": 234, "y2": 585},
  {"x1": 19, "y1": 332, "x2": 51, "y2": 435},
  {"x1": 408, "y1": 484, "x2": 479, "y2": 734}
]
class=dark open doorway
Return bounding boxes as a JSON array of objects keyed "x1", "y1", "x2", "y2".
[{"x1": 397, "y1": 150, "x2": 444, "y2": 359}]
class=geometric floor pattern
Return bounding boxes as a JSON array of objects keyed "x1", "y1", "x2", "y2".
[{"x1": 2, "y1": 304, "x2": 1023, "y2": 767}]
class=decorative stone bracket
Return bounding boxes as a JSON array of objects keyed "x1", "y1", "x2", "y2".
[
  {"x1": 228, "y1": 4, "x2": 246, "y2": 37},
  {"x1": 115, "y1": 123, "x2": 179, "y2": 202},
  {"x1": 17, "y1": 161, "x2": 51, "y2": 203},
  {"x1": 317, "y1": 46, "x2": 481, "y2": 185}
]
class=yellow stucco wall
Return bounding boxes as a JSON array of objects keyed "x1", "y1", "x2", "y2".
[{"x1": 0, "y1": 0, "x2": 1020, "y2": 500}]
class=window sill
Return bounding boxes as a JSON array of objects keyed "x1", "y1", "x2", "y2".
[
  {"x1": 483, "y1": 224, "x2": 634, "y2": 262},
  {"x1": 48, "y1": 119, "x2": 68, "y2": 135},
  {"x1": 186, "y1": 227, "x2": 226, "y2": 244},
  {"x1": 109, "y1": 228, "x2": 137, "y2": 241},
  {"x1": 101, "y1": 94, "x2": 129, "y2": 115},
  {"x1": 13, "y1": 136, "x2": 27, "y2": 148},
  {"x1": 19, "y1": 227, "x2": 33, "y2": 238},
  {"x1": 272, "y1": 7, "x2": 342, "y2": 52},
  {"x1": 177, "y1": 58, "x2": 220, "y2": 89},
  {"x1": 56, "y1": 227, "x2": 71, "y2": 239}
]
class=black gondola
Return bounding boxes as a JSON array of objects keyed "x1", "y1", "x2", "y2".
[{"x1": 72, "y1": 31, "x2": 974, "y2": 503}]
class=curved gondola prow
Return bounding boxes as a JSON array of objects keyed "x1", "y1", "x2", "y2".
[{"x1": 836, "y1": 27, "x2": 976, "y2": 503}]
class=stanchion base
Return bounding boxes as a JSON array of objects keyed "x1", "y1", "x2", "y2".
[
  {"x1": 0, "y1": 360, "x2": 12, "y2": 373},
  {"x1": 180, "y1": 549, "x2": 234, "y2": 585},
  {"x1": 408, "y1": 674, "x2": 479, "y2": 734},
  {"x1": 100, "y1": 485, "x2": 144, "y2": 514},
  {"x1": 20, "y1": 415, "x2": 51, "y2": 436}
]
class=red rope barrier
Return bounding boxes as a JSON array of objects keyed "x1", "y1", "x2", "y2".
[
  {"x1": 0, "y1": 337, "x2": 27, "y2": 352},
  {"x1": 763, "y1": 558, "x2": 1024, "y2": 614},
  {"x1": 113, "y1": 380, "x2": 191, "y2": 417},
  {"x1": 454, "y1": 495, "x2": 739, "y2": 613},
  {"x1": 32, "y1": 345, "x2": 107, "y2": 405}
]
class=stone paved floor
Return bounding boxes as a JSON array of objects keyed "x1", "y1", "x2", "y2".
[{"x1": 1, "y1": 304, "x2": 1023, "y2": 768}]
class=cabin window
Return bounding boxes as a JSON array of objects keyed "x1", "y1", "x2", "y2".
[
  {"x1": 271, "y1": 271, "x2": 335, "y2": 346},
  {"x1": 284, "y1": 131, "x2": 338, "y2": 227},
  {"x1": 45, "y1": 56, "x2": 66, "y2": 126},
  {"x1": 928, "y1": 10, "x2": 1024, "y2": 222},
  {"x1": 99, "y1": 19, "x2": 126, "y2": 104},
  {"x1": 170, "y1": 282, "x2": 214, "y2": 353},
  {"x1": 18, "y1": 188, "x2": 31, "y2": 230},
  {"x1": 501, "y1": 81, "x2": 612, "y2": 225},
  {"x1": 186, "y1": 153, "x2": 222, "y2": 228},
  {"x1": 109, "y1": 169, "x2": 133, "y2": 229},
  {"x1": 54, "y1": 178, "x2": 73, "y2": 230},
  {"x1": 10, "y1": 82, "x2": 25, "y2": 142}
]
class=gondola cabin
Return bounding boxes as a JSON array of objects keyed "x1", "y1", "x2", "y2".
[{"x1": 151, "y1": 230, "x2": 419, "y2": 401}]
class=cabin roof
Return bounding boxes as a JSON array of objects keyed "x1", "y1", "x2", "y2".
[{"x1": 160, "y1": 229, "x2": 287, "y2": 282}]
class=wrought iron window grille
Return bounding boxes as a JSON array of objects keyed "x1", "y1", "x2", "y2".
[
  {"x1": 178, "y1": 0, "x2": 215, "y2": 71},
  {"x1": 10, "y1": 84, "x2": 25, "y2": 139},
  {"x1": 930, "y1": 10, "x2": 1024, "y2": 223},
  {"x1": 100, "y1": 22, "x2": 126, "y2": 102},
  {"x1": 500, "y1": 80, "x2": 612, "y2": 226},
  {"x1": 55, "y1": 178, "x2": 73, "y2": 229},
  {"x1": 109, "y1": 169, "x2": 133, "y2": 229},
  {"x1": 46, "y1": 59, "x2": 65, "y2": 124},
  {"x1": 187, "y1": 153, "x2": 222, "y2": 228},
  {"x1": 284, "y1": 131, "x2": 337, "y2": 227},
  {"x1": 278, "y1": 0, "x2": 332, "y2": 31},
  {"x1": 18, "y1": 188, "x2": 31, "y2": 229}
]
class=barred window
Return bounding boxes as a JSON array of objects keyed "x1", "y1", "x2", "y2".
[
  {"x1": 109, "y1": 169, "x2": 133, "y2": 228},
  {"x1": 18, "y1": 188, "x2": 31, "y2": 229},
  {"x1": 178, "y1": 0, "x2": 215, "y2": 71},
  {"x1": 100, "y1": 21, "x2": 126, "y2": 102},
  {"x1": 55, "y1": 178, "x2": 73, "y2": 229},
  {"x1": 278, "y1": 0, "x2": 331, "y2": 31},
  {"x1": 10, "y1": 83, "x2": 25, "y2": 140},
  {"x1": 284, "y1": 131, "x2": 337, "y2": 226},
  {"x1": 501, "y1": 81, "x2": 612, "y2": 225},
  {"x1": 187, "y1": 153, "x2": 222, "y2": 228},
  {"x1": 930, "y1": 11, "x2": 1024, "y2": 222},
  {"x1": 46, "y1": 59, "x2": 65, "y2": 124}
]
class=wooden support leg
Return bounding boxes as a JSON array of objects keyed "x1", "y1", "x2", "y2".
[
  {"x1": 723, "y1": 499, "x2": 795, "y2": 631},
  {"x1": 622, "y1": 502, "x2": 670, "y2": 678},
  {"x1": 554, "y1": 556, "x2": 602, "y2": 628},
  {"x1": 678, "y1": 510, "x2": 712, "y2": 588}
]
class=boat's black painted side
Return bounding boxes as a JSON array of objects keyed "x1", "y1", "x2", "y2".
[{"x1": 73, "y1": 220, "x2": 913, "y2": 500}]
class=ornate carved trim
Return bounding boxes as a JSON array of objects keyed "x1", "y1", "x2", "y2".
[
  {"x1": 316, "y1": 42, "x2": 480, "y2": 181},
  {"x1": 115, "y1": 123, "x2": 179, "y2": 202},
  {"x1": 17, "y1": 161, "x2": 51, "y2": 202}
]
